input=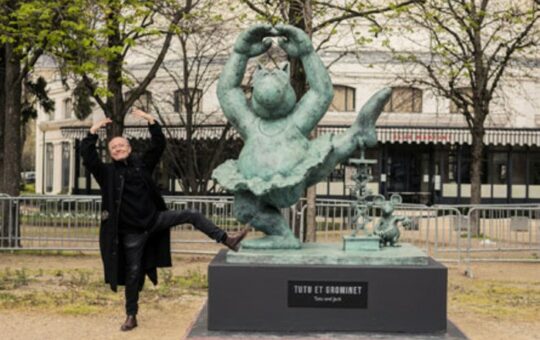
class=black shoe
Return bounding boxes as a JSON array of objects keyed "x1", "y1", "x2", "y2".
[
  {"x1": 120, "y1": 315, "x2": 138, "y2": 331},
  {"x1": 223, "y1": 228, "x2": 249, "y2": 252}
]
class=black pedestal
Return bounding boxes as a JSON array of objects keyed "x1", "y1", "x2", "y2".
[{"x1": 208, "y1": 250, "x2": 447, "y2": 333}]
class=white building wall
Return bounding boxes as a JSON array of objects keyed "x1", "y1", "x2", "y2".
[
  {"x1": 34, "y1": 71, "x2": 92, "y2": 194},
  {"x1": 32, "y1": 19, "x2": 540, "y2": 198}
]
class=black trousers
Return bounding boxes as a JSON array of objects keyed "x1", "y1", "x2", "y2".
[{"x1": 122, "y1": 209, "x2": 226, "y2": 316}]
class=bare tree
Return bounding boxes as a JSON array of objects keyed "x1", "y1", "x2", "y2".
[
  {"x1": 385, "y1": 0, "x2": 539, "y2": 218},
  {"x1": 0, "y1": 0, "x2": 69, "y2": 246},
  {"x1": 148, "y1": 6, "x2": 242, "y2": 195},
  {"x1": 58, "y1": 0, "x2": 196, "y2": 140}
]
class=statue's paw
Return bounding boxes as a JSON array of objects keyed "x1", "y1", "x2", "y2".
[{"x1": 242, "y1": 235, "x2": 301, "y2": 249}]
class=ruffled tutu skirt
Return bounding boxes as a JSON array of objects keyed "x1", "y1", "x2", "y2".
[{"x1": 212, "y1": 134, "x2": 334, "y2": 207}]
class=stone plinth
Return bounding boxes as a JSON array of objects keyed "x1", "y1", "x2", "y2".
[
  {"x1": 227, "y1": 243, "x2": 429, "y2": 266},
  {"x1": 343, "y1": 235, "x2": 381, "y2": 251},
  {"x1": 209, "y1": 249, "x2": 447, "y2": 333}
]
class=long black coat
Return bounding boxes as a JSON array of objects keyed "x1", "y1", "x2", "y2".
[{"x1": 80, "y1": 122, "x2": 171, "y2": 292}]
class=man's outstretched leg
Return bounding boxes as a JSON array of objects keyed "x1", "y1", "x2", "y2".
[{"x1": 152, "y1": 209, "x2": 248, "y2": 251}]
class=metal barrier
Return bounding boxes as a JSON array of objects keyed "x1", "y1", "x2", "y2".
[
  {"x1": 300, "y1": 199, "x2": 467, "y2": 262},
  {"x1": 1, "y1": 195, "x2": 539, "y2": 264},
  {"x1": 295, "y1": 198, "x2": 539, "y2": 264},
  {"x1": 464, "y1": 206, "x2": 540, "y2": 261}
]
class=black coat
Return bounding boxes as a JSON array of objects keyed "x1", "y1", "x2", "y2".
[{"x1": 80, "y1": 122, "x2": 171, "y2": 292}]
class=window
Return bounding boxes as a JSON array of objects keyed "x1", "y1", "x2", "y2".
[
  {"x1": 45, "y1": 143, "x2": 54, "y2": 192},
  {"x1": 61, "y1": 142, "x2": 71, "y2": 192},
  {"x1": 383, "y1": 87, "x2": 422, "y2": 113},
  {"x1": 174, "y1": 88, "x2": 202, "y2": 113},
  {"x1": 529, "y1": 157, "x2": 540, "y2": 185},
  {"x1": 491, "y1": 152, "x2": 508, "y2": 185},
  {"x1": 328, "y1": 165, "x2": 345, "y2": 182},
  {"x1": 511, "y1": 153, "x2": 526, "y2": 185},
  {"x1": 63, "y1": 97, "x2": 73, "y2": 119},
  {"x1": 125, "y1": 90, "x2": 152, "y2": 112},
  {"x1": 329, "y1": 85, "x2": 355, "y2": 112},
  {"x1": 76, "y1": 141, "x2": 86, "y2": 191},
  {"x1": 447, "y1": 152, "x2": 457, "y2": 182},
  {"x1": 449, "y1": 87, "x2": 472, "y2": 114}
]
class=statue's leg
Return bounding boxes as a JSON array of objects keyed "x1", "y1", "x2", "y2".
[
  {"x1": 346, "y1": 88, "x2": 391, "y2": 149},
  {"x1": 305, "y1": 88, "x2": 391, "y2": 187},
  {"x1": 391, "y1": 229, "x2": 401, "y2": 247},
  {"x1": 233, "y1": 191, "x2": 301, "y2": 249},
  {"x1": 234, "y1": 190, "x2": 272, "y2": 234}
]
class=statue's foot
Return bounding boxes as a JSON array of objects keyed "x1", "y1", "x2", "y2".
[
  {"x1": 241, "y1": 235, "x2": 301, "y2": 249},
  {"x1": 352, "y1": 88, "x2": 391, "y2": 148}
]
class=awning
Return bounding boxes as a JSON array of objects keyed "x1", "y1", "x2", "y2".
[
  {"x1": 319, "y1": 126, "x2": 540, "y2": 146},
  {"x1": 61, "y1": 125, "x2": 239, "y2": 140},
  {"x1": 61, "y1": 125, "x2": 540, "y2": 146}
]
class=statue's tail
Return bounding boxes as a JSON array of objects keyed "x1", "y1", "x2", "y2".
[{"x1": 354, "y1": 87, "x2": 392, "y2": 148}]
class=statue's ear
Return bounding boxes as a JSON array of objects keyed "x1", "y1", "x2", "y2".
[
  {"x1": 254, "y1": 63, "x2": 264, "y2": 80},
  {"x1": 281, "y1": 63, "x2": 290, "y2": 76}
]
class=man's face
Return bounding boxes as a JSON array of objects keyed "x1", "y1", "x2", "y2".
[{"x1": 108, "y1": 137, "x2": 132, "y2": 161}]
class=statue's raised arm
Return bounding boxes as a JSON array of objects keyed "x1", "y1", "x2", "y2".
[
  {"x1": 275, "y1": 24, "x2": 334, "y2": 136},
  {"x1": 217, "y1": 24, "x2": 274, "y2": 140}
]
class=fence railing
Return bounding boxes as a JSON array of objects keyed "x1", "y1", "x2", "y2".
[{"x1": 1, "y1": 195, "x2": 539, "y2": 264}]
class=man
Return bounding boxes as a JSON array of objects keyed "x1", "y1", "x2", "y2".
[{"x1": 80, "y1": 108, "x2": 248, "y2": 331}]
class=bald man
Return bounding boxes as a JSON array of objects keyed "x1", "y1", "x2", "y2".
[{"x1": 80, "y1": 108, "x2": 247, "y2": 331}]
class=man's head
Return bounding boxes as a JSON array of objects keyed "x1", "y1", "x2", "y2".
[{"x1": 108, "y1": 136, "x2": 132, "y2": 161}]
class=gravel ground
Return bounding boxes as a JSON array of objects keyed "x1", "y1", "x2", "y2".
[{"x1": 0, "y1": 253, "x2": 539, "y2": 340}]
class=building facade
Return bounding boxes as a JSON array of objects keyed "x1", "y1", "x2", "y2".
[{"x1": 34, "y1": 30, "x2": 540, "y2": 204}]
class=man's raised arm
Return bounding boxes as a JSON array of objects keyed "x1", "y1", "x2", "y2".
[
  {"x1": 132, "y1": 108, "x2": 165, "y2": 171},
  {"x1": 80, "y1": 118, "x2": 111, "y2": 186}
]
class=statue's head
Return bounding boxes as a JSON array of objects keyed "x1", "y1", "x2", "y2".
[
  {"x1": 251, "y1": 64, "x2": 296, "y2": 119},
  {"x1": 382, "y1": 202, "x2": 394, "y2": 217}
]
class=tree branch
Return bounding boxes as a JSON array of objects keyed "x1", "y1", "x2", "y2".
[
  {"x1": 82, "y1": 74, "x2": 107, "y2": 113},
  {"x1": 313, "y1": 0, "x2": 421, "y2": 33},
  {"x1": 124, "y1": 0, "x2": 193, "y2": 114}
]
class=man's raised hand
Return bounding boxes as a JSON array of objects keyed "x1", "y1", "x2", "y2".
[
  {"x1": 131, "y1": 107, "x2": 155, "y2": 124},
  {"x1": 90, "y1": 118, "x2": 112, "y2": 134}
]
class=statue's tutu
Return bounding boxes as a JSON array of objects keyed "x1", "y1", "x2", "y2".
[{"x1": 213, "y1": 134, "x2": 334, "y2": 207}]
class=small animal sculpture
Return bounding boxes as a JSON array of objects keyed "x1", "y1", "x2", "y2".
[{"x1": 374, "y1": 201, "x2": 412, "y2": 247}]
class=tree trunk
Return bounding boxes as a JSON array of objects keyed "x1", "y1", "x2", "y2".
[
  {"x1": 469, "y1": 127, "x2": 484, "y2": 236},
  {"x1": 289, "y1": 54, "x2": 316, "y2": 241},
  {"x1": 288, "y1": 0, "x2": 317, "y2": 242},
  {"x1": 0, "y1": 44, "x2": 5, "y2": 194},
  {"x1": 105, "y1": 8, "x2": 125, "y2": 140},
  {"x1": 305, "y1": 183, "x2": 317, "y2": 242},
  {"x1": 105, "y1": 61, "x2": 125, "y2": 139},
  {"x1": 3, "y1": 43, "x2": 22, "y2": 196},
  {"x1": 1, "y1": 43, "x2": 22, "y2": 247}
]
